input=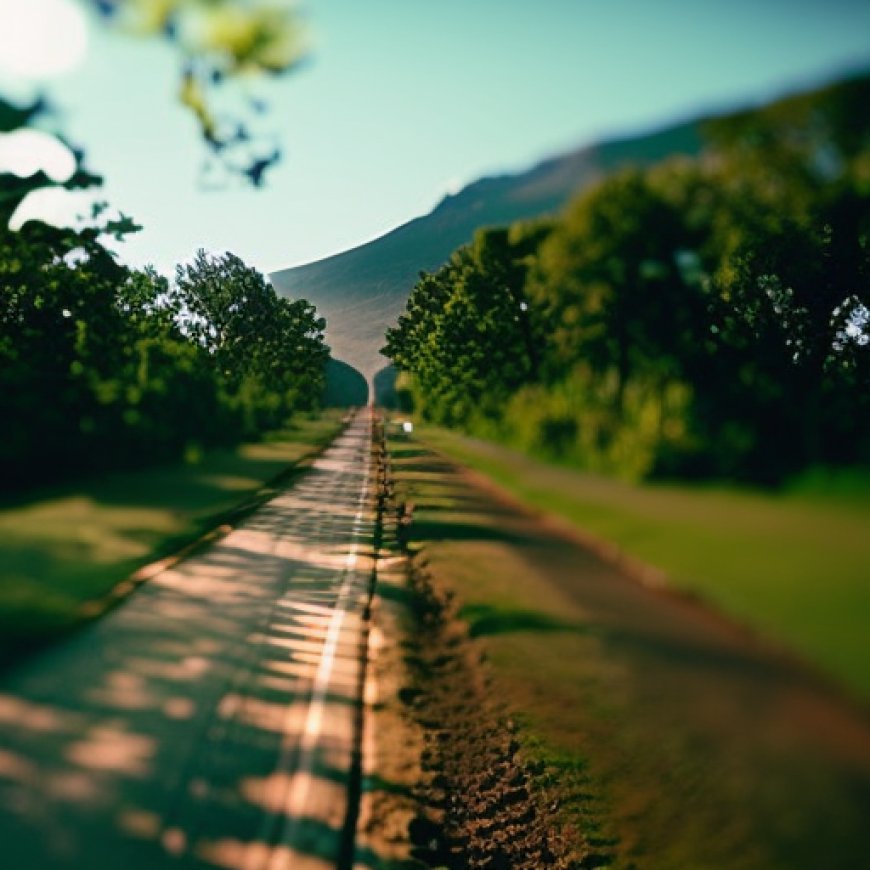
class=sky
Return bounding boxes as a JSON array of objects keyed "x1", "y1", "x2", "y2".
[{"x1": 2, "y1": 0, "x2": 870, "y2": 276}]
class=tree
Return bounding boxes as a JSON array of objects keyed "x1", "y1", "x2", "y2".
[
  {"x1": 0, "y1": 217, "x2": 137, "y2": 481},
  {"x1": 383, "y1": 226, "x2": 546, "y2": 427},
  {"x1": 696, "y1": 78, "x2": 870, "y2": 472},
  {"x1": 530, "y1": 168, "x2": 704, "y2": 411},
  {"x1": 175, "y1": 249, "x2": 328, "y2": 431},
  {"x1": 383, "y1": 74, "x2": 870, "y2": 483},
  {"x1": 0, "y1": 8, "x2": 328, "y2": 490}
]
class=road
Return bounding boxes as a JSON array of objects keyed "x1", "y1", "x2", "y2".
[{"x1": 0, "y1": 411, "x2": 378, "y2": 870}]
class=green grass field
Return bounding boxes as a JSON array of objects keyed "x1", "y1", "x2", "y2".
[
  {"x1": 0, "y1": 412, "x2": 346, "y2": 650},
  {"x1": 387, "y1": 430, "x2": 870, "y2": 868},
  {"x1": 416, "y1": 425, "x2": 870, "y2": 702}
]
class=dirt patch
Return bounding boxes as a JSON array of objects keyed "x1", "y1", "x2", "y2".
[
  {"x1": 398, "y1": 556, "x2": 602, "y2": 870},
  {"x1": 360, "y1": 431, "x2": 600, "y2": 869},
  {"x1": 355, "y1": 583, "x2": 427, "y2": 868}
]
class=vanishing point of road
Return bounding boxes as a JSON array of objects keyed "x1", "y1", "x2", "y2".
[{"x1": 0, "y1": 411, "x2": 378, "y2": 869}]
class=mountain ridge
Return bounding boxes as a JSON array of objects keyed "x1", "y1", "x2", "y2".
[{"x1": 269, "y1": 116, "x2": 708, "y2": 378}]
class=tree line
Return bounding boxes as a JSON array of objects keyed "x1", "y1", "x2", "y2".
[
  {"x1": 384, "y1": 75, "x2": 870, "y2": 484},
  {"x1": 1, "y1": 142, "x2": 328, "y2": 489}
]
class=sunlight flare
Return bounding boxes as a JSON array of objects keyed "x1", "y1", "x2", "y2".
[
  {"x1": 0, "y1": 130, "x2": 76, "y2": 182},
  {"x1": 0, "y1": 0, "x2": 88, "y2": 78}
]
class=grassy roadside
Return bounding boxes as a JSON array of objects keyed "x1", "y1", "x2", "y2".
[
  {"x1": 415, "y1": 425, "x2": 870, "y2": 702},
  {"x1": 0, "y1": 411, "x2": 347, "y2": 651},
  {"x1": 386, "y1": 431, "x2": 870, "y2": 869}
]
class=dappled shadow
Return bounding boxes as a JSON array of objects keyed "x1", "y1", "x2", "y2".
[
  {"x1": 0, "y1": 422, "x2": 347, "y2": 658},
  {"x1": 396, "y1": 439, "x2": 870, "y2": 704},
  {"x1": 386, "y1": 447, "x2": 430, "y2": 461},
  {"x1": 395, "y1": 453, "x2": 540, "y2": 550},
  {"x1": 368, "y1": 577, "x2": 417, "y2": 612},
  {"x1": 409, "y1": 518, "x2": 531, "y2": 547},
  {"x1": 459, "y1": 603, "x2": 589, "y2": 638},
  {"x1": 0, "y1": 414, "x2": 404, "y2": 869},
  {"x1": 0, "y1": 421, "x2": 338, "y2": 514}
]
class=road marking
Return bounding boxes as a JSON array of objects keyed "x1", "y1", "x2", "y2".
[{"x1": 246, "y1": 414, "x2": 372, "y2": 870}]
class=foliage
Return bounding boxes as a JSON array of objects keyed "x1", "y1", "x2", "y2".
[
  {"x1": 89, "y1": 0, "x2": 307, "y2": 185},
  {"x1": 0, "y1": 95, "x2": 104, "y2": 230},
  {"x1": 175, "y1": 248, "x2": 328, "y2": 433},
  {"x1": 1, "y1": 86, "x2": 329, "y2": 492},
  {"x1": 0, "y1": 225, "x2": 328, "y2": 489},
  {"x1": 383, "y1": 223, "x2": 550, "y2": 427},
  {"x1": 384, "y1": 75, "x2": 870, "y2": 484}
]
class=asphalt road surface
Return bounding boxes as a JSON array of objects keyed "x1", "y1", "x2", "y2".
[{"x1": 0, "y1": 411, "x2": 377, "y2": 870}]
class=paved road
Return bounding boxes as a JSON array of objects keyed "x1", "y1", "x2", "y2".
[{"x1": 0, "y1": 411, "x2": 377, "y2": 870}]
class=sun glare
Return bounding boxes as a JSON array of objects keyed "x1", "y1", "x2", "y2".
[
  {"x1": 7, "y1": 185, "x2": 92, "y2": 232},
  {"x1": 0, "y1": 127, "x2": 84, "y2": 231},
  {"x1": 0, "y1": 0, "x2": 88, "y2": 79},
  {"x1": 0, "y1": 129, "x2": 77, "y2": 182}
]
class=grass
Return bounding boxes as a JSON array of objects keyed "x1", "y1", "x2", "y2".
[
  {"x1": 415, "y1": 425, "x2": 870, "y2": 701},
  {"x1": 386, "y1": 432, "x2": 870, "y2": 869},
  {"x1": 0, "y1": 412, "x2": 346, "y2": 649}
]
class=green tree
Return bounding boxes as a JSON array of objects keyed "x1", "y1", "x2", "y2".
[
  {"x1": 0, "y1": 218, "x2": 134, "y2": 482},
  {"x1": 530, "y1": 167, "x2": 703, "y2": 411},
  {"x1": 384, "y1": 76, "x2": 870, "y2": 484},
  {"x1": 384, "y1": 226, "x2": 546, "y2": 427},
  {"x1": 174, "y1": 249, "x2": 328, "y2": 432}
]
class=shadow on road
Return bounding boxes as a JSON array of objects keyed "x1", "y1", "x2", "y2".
[{"x1": 0, "y1": 421, "x2": 400, "y2": 869}]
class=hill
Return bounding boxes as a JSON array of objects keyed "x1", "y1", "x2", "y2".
[
  {"x1": 272, "y1": 70, "x2": 869, "y2": 380},
  {"x1": 270, "y1": 120, "x2": 703, "y2": 379}
]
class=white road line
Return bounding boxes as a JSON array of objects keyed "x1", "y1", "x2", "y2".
[{"x1": 247, "y1": 414, "x2": 372, "y2": 870}]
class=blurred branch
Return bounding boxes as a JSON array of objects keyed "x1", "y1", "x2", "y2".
[{"x1": 89, "y1": 0, "x2": 308, "y2": 187}]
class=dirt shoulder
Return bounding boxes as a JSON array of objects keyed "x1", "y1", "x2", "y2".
[
  {"x1": 385, "y1": 436, "x2": 870, "y2": 869},
  {"x1": 359, "y1": 430, "x2": 589, "y2": 869}
]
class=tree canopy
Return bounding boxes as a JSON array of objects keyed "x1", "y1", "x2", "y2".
[
  {"x1": 0, "y1": 222, "x2": 329, "y2": 488},
  {"x1": 0, "y1": 6, "x2": 329, "y2": 492},
  {"x1": 384, "y1": 75, "x2": 870, "y2": 484}
]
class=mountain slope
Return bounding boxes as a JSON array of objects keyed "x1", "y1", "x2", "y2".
[{"x1": 270, "y1": 120, "x2": 703, "y2": 379}]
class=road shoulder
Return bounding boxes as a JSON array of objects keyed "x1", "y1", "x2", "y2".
[{"x1": 388, "y1": 435, "x2": 870, "y2": 869}]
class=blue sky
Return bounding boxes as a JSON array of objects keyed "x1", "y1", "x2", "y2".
[{"x1": 6, "y1": 0, "x2": 870, "y2": 274}]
